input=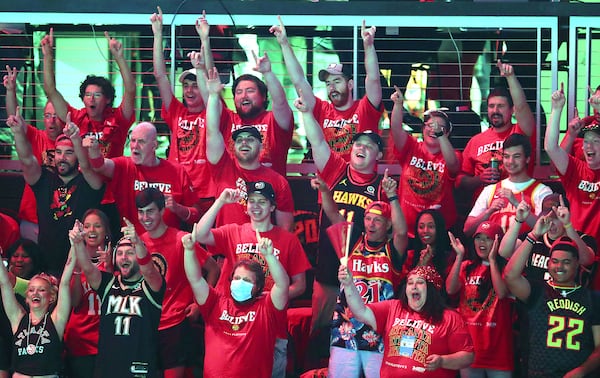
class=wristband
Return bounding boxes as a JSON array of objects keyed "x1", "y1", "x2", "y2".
[
  {"x1": 564, "y1": 223, "x2": 573, "y2": 229},
  {"x1": 434, "y1": 130, "x2": 445, "y2": 138},
  {"x1": 137, "y1": 254, "x2": 152, "y2": 266},
  {"x1": 388, "y1": 195, "x2": 398, "y2": 202},
  {"x1": 525, "y1": 235, "x2": 536, "y2": 245},
  {"x1": 89, "y1": 156, "x2": 105, "y2": 169},
  {"x1": 184, "y1": 207, "x2": 192, "y2": 221},
  {"x1": 515, "y1": 218, "x2": 525, "y2": 224}
]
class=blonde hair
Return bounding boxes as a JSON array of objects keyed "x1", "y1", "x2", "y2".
[{"x1": 29, "y1": 273, "x2": 59, "y2": 299}]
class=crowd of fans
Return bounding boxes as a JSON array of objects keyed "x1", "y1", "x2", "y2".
[{"x1": 0, "y1": 8, "x2": 599, "y2": 378}]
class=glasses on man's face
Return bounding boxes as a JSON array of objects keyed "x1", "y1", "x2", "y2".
[
  {"x1": 44, "y1": 113, "x2": 58, "y2": 120},
  {"x1": 84, "y1": 92, "x2": 103, "y2": 99}
]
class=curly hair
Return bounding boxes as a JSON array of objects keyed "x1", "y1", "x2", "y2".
[{"x1": 79, "y1": 75, "x2": 116, "y2": 107}]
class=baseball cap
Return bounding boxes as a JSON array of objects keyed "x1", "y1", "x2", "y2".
[
  {"x1": 352, "y1": 131, "x2": 384, "y2": 152},
  {"x1": 318, "y1": 63, "x2": 352, "y2": 82},
  {"x1": 246, "y1": 181, "x2": 276, "y2": 205},
  {"x1": 365, "y1": 201, "x2": 391, "y2": 220},
  {"x1": 55, "y1": 134, "x2": 74, "y2": 147},
  {"x1": 581, "y1": 120, "x2": 600, "y2": 137},
  {"x1": 178, "y1": 68, "x2": 197, "y2": 83},
  {"x1": 474, "y1": 221, "x2": 504, "y2": 240},
  {"x1": 550, "y1": 236, "x2": 579, "y2": 257},
  {"x1": 232, "y1": 126, "x2": 263, "y2": 142}
]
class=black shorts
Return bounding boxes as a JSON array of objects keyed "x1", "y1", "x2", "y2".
[{"x1": 158, "y1": 319, "x2": 204, "y2": 369}]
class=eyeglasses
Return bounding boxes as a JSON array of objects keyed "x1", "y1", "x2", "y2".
[
  {"x1": 44, "y1": 113, "x2": 58, "y2": 120},
  {"x1": 84, "y1": 92, "x2": 103, "y2": 99}
]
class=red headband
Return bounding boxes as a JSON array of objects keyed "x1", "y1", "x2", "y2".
[{"x1": 408, "y1": 266, "x2": 443, "y2": 290}]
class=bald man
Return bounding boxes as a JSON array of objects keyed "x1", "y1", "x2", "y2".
[{"x1": 88, "y1": 122, "x2": 200, "y2": 233}]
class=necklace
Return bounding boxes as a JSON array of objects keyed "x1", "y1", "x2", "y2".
[
  {"x1": 26, "y1": 312, "x2": 48, "y2": 355},
  {"x1": 549, "y1": 282, "x2": 580, "y2": 298}
]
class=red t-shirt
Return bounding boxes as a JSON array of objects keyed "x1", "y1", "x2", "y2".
[
  {"x1": 200, "y1": 289, "x2": 282, "y2": 378},
  {"x1": 108, "y1": 157, "x2": 196, "y2": 234},
  {"x1": 211, "y1": 223, "x2": 311, "y2": 294},
  {"x1": 456, "y1": 261, "x2": 513, "y2": 371},
  {"x1": 64, "y1": 262, "x2": 108, "y2": 357},
  {"x1": 161, "y1": 95, "x2": 217, "y2": 199},
  {"x1": 394, "y1": 135, "x2": 458, "y2": 235},
  {"x1": 368, "y1": 300, "x2": 474, "y2": 378},
  {"x1": 560, "y1": 156, "x2": 600, "y2": 290},
  {"x1": 222, "y1": 108, "x2": 293, "y2": 176},
  {"x1": 67, "y1": 104, "x2": 134, "y2": 158},
  {"x1": 313, "y1": 96, "x2": 383, "y2": 161},
  {"x1": 209, "y1": 152, "x2": 294, "y2": 227},
  {"x1": 141, "y1": 227, "x2": 195, "y2": 330},
  {"x1": 19, "y1": 125, "x2": 56, "y2": 223},
  {"x1": 0, "y1": 212, "x2": 19, "y2": 252},
  {"x1": 459, "y1": 124, "x2": 535, "y2": 194}
]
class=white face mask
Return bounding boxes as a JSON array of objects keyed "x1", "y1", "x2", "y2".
[{"x1": 230, "y1": 279, "x2": 254, "y2": 302}]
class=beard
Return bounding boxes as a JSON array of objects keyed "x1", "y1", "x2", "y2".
[
  {"x1": 328, "y1": 89, "x2": 350, "y2": 108},
  {"x1": 488, "y1": 113, "x2": 506, "y2": 128},
  {"x1": 56, "y1": 161, "x2": 79, "y2": 177},
  {"x1": 237, "y1": 104, "x2": 263, "y2": 120}
]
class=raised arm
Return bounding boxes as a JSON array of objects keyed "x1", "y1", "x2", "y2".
[
  {"x1": 498, "y1": 60, "x2": 534, "y2": 136},
  {"x1": 193, "y1": 188, "x2": 241, "y2": 245},
  {"x1": 389, "y1": 85, "x2": 409, "y2": 151},
  {"x1": 63, "y1": 114, "x2": 104, "y2": 189},
  {"x1": 150, "y1": 6, "x2": 175, "y2": 110},
  {"x1": 105, "y1": 31, "x2": 135, "y2": 121},
  {"x1": 270, "y1": 16, "x2": 316, "y2": 109},
  {"x1": 383, "y1": 169, "x2": 408, "y2": 254},
  {"x1": 488, "y1": 236, "x2": 509, "y2": 299},
  {"x1": 124, "y1": 218, "x2": 163, "y2": 292},
  {"x1": 338, "y1": 264, "x2": 377, "y2": 329},
  {"x1": 182, "y1": 228, "x2": 209, "y2": 305},
  {"x1": 294, "y1": 90, "x2": 331, "y2": 171},
  {"x1": 446, "y1": 232, "x2": 465, "y2": 295},
  {"x1": 41, "y1": 28, "x2": 69, "y2": 121},
  {"x1": 361, "y1": 20, "x2": 382, "y2": 108},
  {"x1": 544, "y1": 83, "x2": 569, "y2": 175},
  {"x1": 554, "y1": 195, "x2": 595, "y2": 266},
  {"x1": 196, "y1": 11, "x2": 214, "y2": 72},
  {"x1": 70, "y1": 220, "x2": 102, "y2": 290},
  {"x1": 205, "y1": 67, "x2": 226, "y2": 164},
  {"x1": 257, "y1": 230, "x2": 289, "y2": 310},
  {"x1": 0, "y1": 247, "x2": 25, "y2": 332},
  {"x1": 189, "y1": 49, "x2": 209, "y2": 105},
  {"x1": 311, "y1": 174, "x2": 344, "y2": 224},
  {"x1": 560, "y1": 107, "x2": 583, "y2": 155},
  {"x1": 86, "y1": 134, "x2": 115, "y2": 178},
  {"x1": 498, "y1": 201, "x2": 529, "y2": 258},
  {"x1": 3, "y1": 65, "x2": 18, "y2": 117},
  {"x1": 252, "y1": 50, "x2": 293, "y2": 131},
  {"x1": 52, "y1": 246, "x2": 76, "y2": 338},
  {"x1": 504, "y1": 214, "x2": 551, "y2": 301},
  {"x1": 6, "y1": 107, "x2": 41, "y2": 185}
]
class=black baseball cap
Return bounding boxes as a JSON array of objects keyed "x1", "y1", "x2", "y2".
[
  {"x1": 232, "y1": 126, "x2": 263, "y2": 142},
  {"x1": 352, "y1": 131, "x2": 384, "y2": 152},
  {"x1": 246, "y1": 181, "x2": 276, "y2": 205}
]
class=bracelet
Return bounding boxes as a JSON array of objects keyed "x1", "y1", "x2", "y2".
[
  {"x1": 184, "y1": 207, "x2": 192, "y2": 221},
  {"x1": 525, "y1": 235, "x2": 536, "y2": 245},
  {"x1": 89, "y1": 156, "x2": 104, "y2": 169},
  {"x1": 564, "y1": 223, "x2": 573, "y2": 229},
  {"x1": 515, "y1": 218, "x2": 525, "y2": 224},
  {"x1": 388, "y1": 195, "x2": 398, "y2": 202},
  {"x1": 137, "y1": 254, "x2": 152, "y2": 266}
]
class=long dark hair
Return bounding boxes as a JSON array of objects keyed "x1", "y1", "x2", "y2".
[
  {"x1": 411, "y1": 209, "x2": 451, "y2": 276},
  {"x1": 398, "y1": 281, "x2": 446, "y2": 324}
]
